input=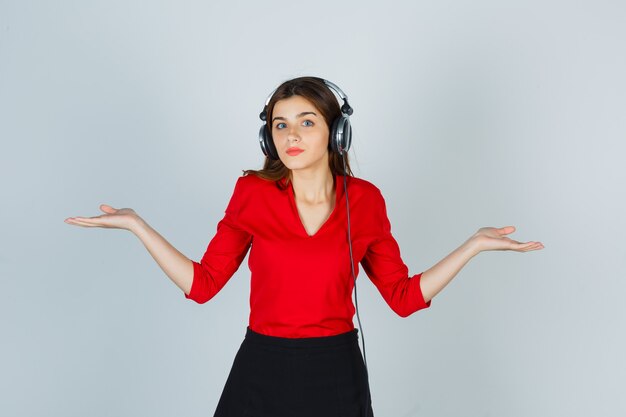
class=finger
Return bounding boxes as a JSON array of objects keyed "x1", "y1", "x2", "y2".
[
  {"x1": 510, "y1": 241, "x2": 535, "y2": 250},
  {"x1": 65, "y1": 218, "x2": 102, "y2": 227},
  {"x1": 100, "y1": 204, "x2": 117, "y2": 213},
  {"x1": 523, "y1": 241, "x2": 543, "y2": 247},
  {"x1": 499, "y1": 226, "x2": 516, "y2": 235},
  {"x1": 67, "y1": 216, "x2": 107, "y2": 224},
  {"x1": 70, "y1": 215, "x2": 102, "y2": 221},
  {"x1": 518, "y1": 242, "x2": 544, "y2": 252}
]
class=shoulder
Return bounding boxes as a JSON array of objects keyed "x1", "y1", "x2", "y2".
[
  {"x1": 235, "y1": 173, "x2": 275, "y2": 187},
  {"x1": 232, "y1": 173, "x2": 281, "y2": 197},
  {"x1": 223, "y1": 173, "x2": 277, "y2": 212},
  {"x1": 347, "y1": 176, "x2": 380, "y2": 192},
  {"x1": 346, "y1": 175, "x2": 385, "y2": 201},
  {"x1": 346, "y1": 176, "x2": 391, "y2": 230}
]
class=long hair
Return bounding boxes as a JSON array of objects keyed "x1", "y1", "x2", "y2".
[{"x1": 243, "y1": 76, "x2": 353, "y2": 189}]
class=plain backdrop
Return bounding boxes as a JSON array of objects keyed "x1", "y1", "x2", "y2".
[{"x1": 1, "y1": 1, "x2": 625, "y2": 416}]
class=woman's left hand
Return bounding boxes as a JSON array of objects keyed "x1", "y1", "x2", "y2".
[{"x1": 469, "y1": 226, "x2": 544, "y2": 253}]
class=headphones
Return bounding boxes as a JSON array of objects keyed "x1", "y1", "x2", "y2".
[{"x1": 258, "y1": 78, "x2": 354, "y2": 160}]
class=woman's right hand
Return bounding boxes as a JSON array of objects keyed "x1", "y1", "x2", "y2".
[{"x1": 65, "y1": 204, "x2": 142, "y2": 231}]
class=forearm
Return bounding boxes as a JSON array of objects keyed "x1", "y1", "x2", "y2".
[
  {"x1": 420, "y1": 237, "x2": 479, "y2": 303},
  {"x1": 131, "y1": 218, "x2": 194, "y2": 295}
]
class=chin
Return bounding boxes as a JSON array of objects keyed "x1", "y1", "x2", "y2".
[
  {"x1": 281, "y1": 153, "x2": 329, "y2": 172},
  {"x1": 280, "y1": 157, "x2": 309, "y2": 170},
  {"x1": 283, "y1": 162, "x2": 309, "y2": 171}
]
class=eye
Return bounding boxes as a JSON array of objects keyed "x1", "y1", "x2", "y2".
[
  {"x1": 303, "y1": 120, "x2": 314, "y2": 127},
  {"x1": 275, "y1": 122, "x2": 286, "y2": 129}
]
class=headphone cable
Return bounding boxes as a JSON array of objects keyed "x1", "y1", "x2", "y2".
[{"x1": 342, "y1": 152, "x2": 371, "y2": 417}]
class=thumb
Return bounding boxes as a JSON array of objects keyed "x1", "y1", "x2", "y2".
[
  {"x1": 500, "y1": 225, "x2": 516, "y2": 235},
  {"x1": 100, "y1": 204, "x2": 117, "y2": 213}
]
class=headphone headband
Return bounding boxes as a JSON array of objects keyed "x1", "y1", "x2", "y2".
[{"x1": 261, "y1": 78, "x2": 353, "y2": 119}]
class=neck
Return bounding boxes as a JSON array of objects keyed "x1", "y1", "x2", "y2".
[{"x1": 290, "y1": 168, "x2": 335, "y2": 204}]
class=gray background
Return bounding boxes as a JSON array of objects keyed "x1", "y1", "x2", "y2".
[{"x1": 1, "y1": 1, "x2": 625, "y2": 416}]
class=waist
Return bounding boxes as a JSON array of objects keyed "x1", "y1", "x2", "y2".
[{"x1": 244, "y1": 326, "x2": 358, "y2": 349}]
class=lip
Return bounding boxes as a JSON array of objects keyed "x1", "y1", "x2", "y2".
[{"x1": 286, "y1": 147, "x2": 304, "y2": 156}]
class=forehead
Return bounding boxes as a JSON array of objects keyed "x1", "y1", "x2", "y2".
[{"x1": 272, "y1": 95, "x2": 320, "y2": 116}]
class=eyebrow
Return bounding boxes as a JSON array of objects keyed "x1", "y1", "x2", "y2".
[{"x1": 272, "y1": 111, "x2": 318, "y2": 123}]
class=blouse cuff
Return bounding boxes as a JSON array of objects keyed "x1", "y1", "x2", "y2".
[
  {"x1": 183, "y1": 261, "x2": 204, "y2": 303},
  {"x1": 416, "y1": 272, "x2": 432, "y2": 310}
]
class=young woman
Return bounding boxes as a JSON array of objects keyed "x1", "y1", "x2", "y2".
[{"x1": 65, "y1": 76, "x2": 544, "y2": 417}]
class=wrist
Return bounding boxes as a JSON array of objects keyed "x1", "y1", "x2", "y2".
[
  {"x1": 463, "y1": 235, "x2": 482, "y2": 257},
  {"x1": 129, "y1": 215, "x2": 148, "y2": 235}
]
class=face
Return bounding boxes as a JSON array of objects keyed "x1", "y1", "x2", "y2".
[{"x1": 271, "y1": 95, "x2": 330, "y2": 174}]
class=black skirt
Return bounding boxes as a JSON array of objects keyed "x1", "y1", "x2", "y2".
[{"x1": 213, "y1": 327, "x2": 374, "y2": 417}]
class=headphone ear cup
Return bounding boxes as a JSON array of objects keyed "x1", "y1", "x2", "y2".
[
  {"x1": 329, "y1": 117, "x2": 340, "y2": 154},
  {"x1": 259, "y1": 124, "x2": 279, "y2": 160},
  {"x1": 330, "y1": 116, "x2": 351, "y2": 155},
  {"x1": 342, "y1": 117, "x2": 352, "y2": 154}
]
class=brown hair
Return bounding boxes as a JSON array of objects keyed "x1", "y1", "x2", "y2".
[{"x1": 242, "y1": 76, "x2": 353, "y2": 189}]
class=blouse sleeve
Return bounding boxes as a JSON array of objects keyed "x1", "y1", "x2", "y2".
[
  {"x1": 360, "y1": 188, "x2": 431, "y2": 317},
  {"x1": 184, "y1": 177, "x2": 252, "y2": 304}
]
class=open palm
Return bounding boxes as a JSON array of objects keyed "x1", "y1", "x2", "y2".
[
  {"x1": 472, "y1": 226, "x2": 544, "y2": 252},
  {"x1": 65, "y1": 204, "x2": 140, "y2": 231}
]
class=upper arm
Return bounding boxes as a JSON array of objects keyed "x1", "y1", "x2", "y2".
[
  {"x1": 360, "y1": 189, "x2": 431, "y2": 317},
  {"x1": 185, "y1": 177, "x2": 253, "y2": 304}
]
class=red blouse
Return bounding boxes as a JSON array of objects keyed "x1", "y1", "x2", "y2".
[{"x1": 184, "y1": 174, "x2": 431, "y2": 338}]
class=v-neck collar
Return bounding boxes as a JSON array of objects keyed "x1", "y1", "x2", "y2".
[{"x1": 286, "y1": 174, "x2": 343, "y2": 238}]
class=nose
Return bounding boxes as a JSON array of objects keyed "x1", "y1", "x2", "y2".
[{"x1": 287, "y1": 126, "x2": 300, "y2": 142}]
